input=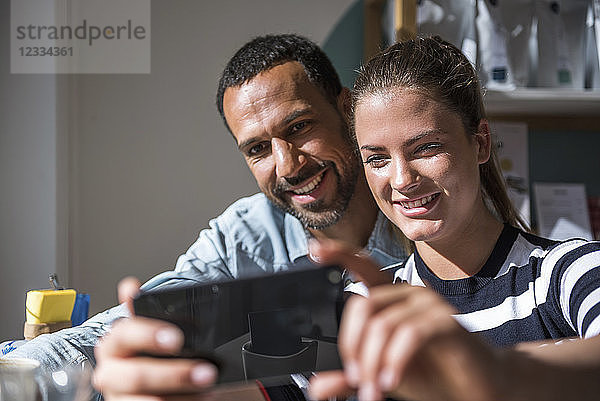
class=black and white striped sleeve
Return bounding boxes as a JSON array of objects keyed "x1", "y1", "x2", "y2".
[{"x1": 546, "y1": 240, "x2": 600, "y2": 338}]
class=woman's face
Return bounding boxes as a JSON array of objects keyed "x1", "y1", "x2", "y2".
[{"x1": 354, "y1": 89, "x2": 491, "y2": 245}]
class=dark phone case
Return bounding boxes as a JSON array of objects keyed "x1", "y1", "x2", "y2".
[{"x1": 133, "y1": 265, "x2": 345, "y2": 383}]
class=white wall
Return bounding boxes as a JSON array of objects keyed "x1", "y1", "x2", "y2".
[
  {"x1": 66, "y1": 0, "x2": 356, "y2": 317},
  {"x1": 0, "y1": 0, "x2": 69, "y2": 340}
]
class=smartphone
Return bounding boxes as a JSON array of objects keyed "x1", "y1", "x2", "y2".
[{"x1": 133, "y1": 264, "x2": 345, "y2": 383}]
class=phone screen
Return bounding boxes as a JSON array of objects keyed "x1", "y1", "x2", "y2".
[{"x1": 133, "y1": 265, "x2": 345, "y2": 384}]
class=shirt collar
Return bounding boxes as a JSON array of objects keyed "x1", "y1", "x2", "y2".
[
  {"x1": 366, "y1": 211, "x2": 407, "y2": 260},
  {"x1": 284, "y1": 212, "x2": 309, "y2": 263},
  {"x1": 283, "y1": 210, "x2": 406, "y2": 264}
]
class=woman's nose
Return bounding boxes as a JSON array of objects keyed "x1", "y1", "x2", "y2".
[{"x1": 391, "y1": 159, "x2": 419, "y2": 193}]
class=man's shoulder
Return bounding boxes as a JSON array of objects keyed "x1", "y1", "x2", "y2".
[{"x1": 204, "y1": 193, "x2": 307, "y2": 267}]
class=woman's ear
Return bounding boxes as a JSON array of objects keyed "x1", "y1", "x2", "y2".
[{"x1": 475, "y1": 119, "x2": 492, "y2": 165}]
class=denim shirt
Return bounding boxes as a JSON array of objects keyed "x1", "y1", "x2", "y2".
[{"x1": 7, "y1": 193, "x2": 407, "y2": 396}]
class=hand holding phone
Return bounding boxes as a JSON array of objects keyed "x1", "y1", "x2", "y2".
[
  {"x1": 92, "y1": 278, "x2": 218, "y2": 399},
  {"x1": 132, "y1": 265, "x2": 345, "y2": 384}
]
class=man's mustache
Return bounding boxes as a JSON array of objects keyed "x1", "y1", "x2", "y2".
[{"x1": 273, "y1": 160, "x2": 334, "y2": 193}]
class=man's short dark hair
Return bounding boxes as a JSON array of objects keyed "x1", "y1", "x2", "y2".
[{"x1": 216, "y1": 34, "x2": 342, "y2": 133}]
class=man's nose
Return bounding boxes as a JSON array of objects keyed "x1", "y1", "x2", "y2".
[
  {"x1": 391, "y1": 158, "x2": 419, "y2": 193},
  {"x1": 272, "y1": 138, "x2": 307, "y2": 179}
]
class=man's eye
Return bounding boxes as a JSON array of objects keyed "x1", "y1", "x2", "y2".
[
  {"x1": 363, "y1": 155, "x2": 389, "y2": 168},
  {"x1": 247, "y1": 143, "x2": 268, "y2": 156},
  {"x1": 290, "y1": 121, "x2": 308, "y2": 133}
]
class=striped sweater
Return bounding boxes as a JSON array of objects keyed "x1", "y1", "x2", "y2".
[{"x1": 393, "y1": 225, "x2": 600, "y2": 346}]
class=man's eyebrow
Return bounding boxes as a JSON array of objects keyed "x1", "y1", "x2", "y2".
[
  {"x1": 359, "y1": 129, "x2": 444, "y2": 151},
  {"x1": 281, "y1": 108, "x2": 312, "y2": 127},
  {"x1": 237, "y1": 137, "x2": 258, "y2": 152}
]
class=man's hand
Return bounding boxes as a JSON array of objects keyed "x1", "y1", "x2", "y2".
[{"x1": 93, "y1": 277, "x2": 218, "y2": 400}]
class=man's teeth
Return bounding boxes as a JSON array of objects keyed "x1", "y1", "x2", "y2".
[
  {"x1": 293, "y1": 173, "x2": 323, "y2": 195},
  {"x1": 401, "y1": 194, "x2": 436, "y2": 209}
]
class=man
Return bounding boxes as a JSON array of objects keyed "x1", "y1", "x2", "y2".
[{"x1": 8, "y1": 34, "x2": 406, "y2": 399}]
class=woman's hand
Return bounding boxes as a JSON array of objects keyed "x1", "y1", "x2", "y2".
[
  {"x1": 308, "y1": 238, "x2": 394, "y2": 287},
  {"x1": 311, "y1": 285, "x2": 506, "y2": 401},
  {"x1": 307, "y1": 239, "x2": 507, "y2": 401}
]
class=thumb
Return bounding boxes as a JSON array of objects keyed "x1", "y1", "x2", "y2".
[
  {"x1": 117, "y1": 276, "x2": 142, "y2": 315},
  {"x1": 308, "y1": 239, "x2": 392, "y2": 287}
]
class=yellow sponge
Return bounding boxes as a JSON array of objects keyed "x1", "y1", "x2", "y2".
[{"x1": 25, "y1": 289, "x2": 77, "y2": 324}]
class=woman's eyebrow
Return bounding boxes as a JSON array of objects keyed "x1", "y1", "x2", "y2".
[
  {"x1": 404, "y1": 129, "x2": 443, "y2": 147},
  {"x1": 360, "y1": 129, "x2": 444, "y2": 152},
  {"x1": 360, "y1": 145, "x2": 386, "y2": 151}
]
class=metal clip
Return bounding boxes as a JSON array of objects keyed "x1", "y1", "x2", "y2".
[{"x1": 49, "y1": 273, "x2": 64, "y2": 290}]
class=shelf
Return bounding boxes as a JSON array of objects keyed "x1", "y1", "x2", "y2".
[{"x1": 484, "y1": 88, "x2": 600, "y2": 117}]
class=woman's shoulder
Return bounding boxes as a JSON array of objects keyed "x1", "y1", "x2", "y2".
[{"x1": 509, "y1": 225, "x2": 600, "y2": 270}]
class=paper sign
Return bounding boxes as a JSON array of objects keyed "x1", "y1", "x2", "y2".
[
  {"x1": 533, "y1": 182, "x2": 593, "y2": 241},
  {"x1": 490, "y1": 121, "x2": 530, "y2": 225}
]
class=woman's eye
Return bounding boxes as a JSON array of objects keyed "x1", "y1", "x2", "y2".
[{"x1": 364, "y1": 155, "x2": 389, "y2": 168}]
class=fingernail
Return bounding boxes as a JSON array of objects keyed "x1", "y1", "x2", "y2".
[
  {"x1": 191, "y1": 364, "x2": 218, "y2": 386},
  {"x1": 378, "y1": 368, "x2": 396, "y2": 391},
  {"x1": 308, "y1": 253, "x2": 321, "y2": 263},
  {"x1": 308, "y1": 239, "x2": 321, "y2": 263},
  {"x1": 345, "y1": 361, "x2": 360, "y2": 386},
  {"x1": 155, "y1": 328, "x2": 182, "y2": 350},
  {"x1": 358, "y1": 382, "x2": 381, "y2": 401}
]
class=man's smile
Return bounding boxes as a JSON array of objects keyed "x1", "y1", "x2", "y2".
[
  {"x1": 287, "y1": 169, "x2": 332, "y2": 205},
  {"x1": 290, "y1": 170, "x2": 325, "y2": 195}
]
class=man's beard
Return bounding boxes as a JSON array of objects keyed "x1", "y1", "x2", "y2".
[{"x1": 266, "y1": 155, "x2": 359, "y2": 230}]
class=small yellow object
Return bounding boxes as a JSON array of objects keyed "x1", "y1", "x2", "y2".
[{"x1": 25, "y1": 289, "x2": 77, "y2": 324}]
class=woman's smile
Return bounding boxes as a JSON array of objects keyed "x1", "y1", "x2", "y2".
[{"x1": 392, "y1": 193, "x2": 441, "y2": 216}]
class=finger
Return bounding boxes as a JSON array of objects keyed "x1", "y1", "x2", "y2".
[
  {"x1": 337, "y1": 286, "x2": 412, "y2": 384},
  {"x1": 94, "y1": 357, "x2": 217, "y2": 395},
  {"x1": 118, "y1": 276, "x2": 142, "y2": 315},
  {"x1": 96, "y1": 317, "x2": 184, "y2": 360},
  {"x1": 378, "y1": 323, "x2": 422, "y2": 393},
  {"x1": 308, "y1": 239, "x2": 392, "y2": 287},
  {"x1": 337, "y1": 295, "x2": 370, "y2": 386},
  {"x1": 309, "y1": 370, "x2": 355, "y2": 400},
  {"x1": 357, "y1": 296, "x2": 421, "y2": 394},
  {"x1": 365, "y1": 284, "x2": 414, "y2": 307},
  {"x1": 379, "y1": 304, "x2": 457, "y2": 392}
]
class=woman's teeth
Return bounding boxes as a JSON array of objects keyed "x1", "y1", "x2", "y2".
[
  {"x1": 400, "y1": 194, "x2": 436, "y2": 209},
  {"x1": 293, "y1": 173, "x2": 323, "y2": 195}
]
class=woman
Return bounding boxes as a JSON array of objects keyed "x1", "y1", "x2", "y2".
[{"x1": 308, "y1": 36, "x2": 600, "y2": 401}]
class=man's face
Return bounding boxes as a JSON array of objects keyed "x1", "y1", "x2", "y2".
[{"x1": 222, "y1": 61, "x2": 359, "y2": 230}]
